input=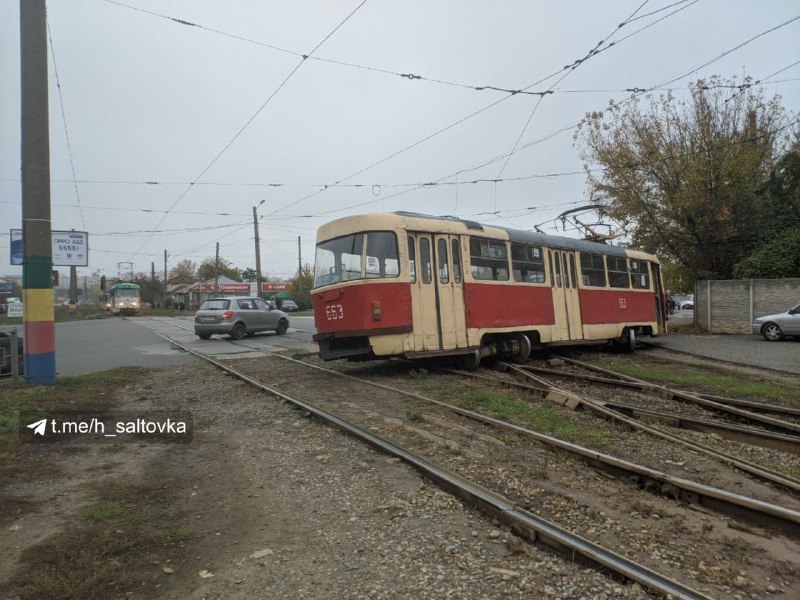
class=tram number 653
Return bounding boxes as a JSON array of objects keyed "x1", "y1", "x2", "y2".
[{"x1": 325, "y1": 304, "x2": 344, "y2": 320}]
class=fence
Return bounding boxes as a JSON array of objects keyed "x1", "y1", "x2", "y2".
[{"x1": 694, "y1": 278, "x2": 800, "y2": 334}]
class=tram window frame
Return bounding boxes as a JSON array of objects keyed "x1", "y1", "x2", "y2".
[
  {"x1": 437, "y1": 238, "x2": 449, "y2": 283},
  {"x1": 630, "y1": 259, "x2": 651, "y2": 290},
  {"x1": 451, "y1": 238, "x2": 462, "y2": 283},
  {"x1": 568, "y1": 254, "x2": 578, "y2": 288},
  {"x1": 420, "y1": 237, "x2": 432, "y2": 284},
  {"x1": 469, "y1": 237, "x2": 509, "y2": 281},
  {"x1": 511, "y1": 243, "x2": 546, "y2": 284},
  {"x1": 607, "y1": 256, "x2": 631, "y2": 288},
  {"x1": 408, "y1": 236, "x2": 417, "y2": 283},
  {"x1": 313, "y1": 233, "x2": 364, "y2": 287},
  {"x1": 553, "y1": 251, "x2": 563, "y2": 288},
  {"x1": 365, "y1": 232, "x2": 400, "y2": 280},
  {"x1": 580, "y1": 253, "x2": 607, "y2": 287}
]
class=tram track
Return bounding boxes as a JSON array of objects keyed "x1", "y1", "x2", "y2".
[
  {"x1": 131, "y1": 314, "x2": 797, "y2": 596},
  {"x1": 137, "y1": 316, "x2": 800, "y2": 522},
  {"x1": 133, "y1": 317, "x2": 718, "y2": 599},
  {"x1": 544, "y1": 356, "x2": 800, "y2": 424}
]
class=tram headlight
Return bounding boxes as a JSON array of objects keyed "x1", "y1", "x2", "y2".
[{"x1": 372, "y1": 301, "x2": 382, "y2": 321}]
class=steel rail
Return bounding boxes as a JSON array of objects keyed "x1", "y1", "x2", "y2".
[
  {"x1": 137, "y1": 322, "x2": 711, "y2": 599},
  {"x1": 559, "y1": 356, "x2": 800, "y2": 417},
  {"x1": 134, "y1": 318, "x2": 800, "y2": 532},
  {"x1": 501, "y1": 363, "x2": 800, "y2": 495},
  {"x1": 517, "y1": 365, "x2": 800, "y2": 454},
  {"x1": 521, "y1": 362, "x2": 800, "y2": 437},
  {"x1": 601, "y1": 401, "x2": 800, "y2": 455},
  {"x1": 259, "y1": 351, "x2": 800, "y2": 537}
]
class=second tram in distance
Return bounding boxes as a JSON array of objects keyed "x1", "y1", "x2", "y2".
[{"x1": 312, "y1": 212, "x2": 667, "y2": 366}]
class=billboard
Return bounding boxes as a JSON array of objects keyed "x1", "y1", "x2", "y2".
[{"x1": 10, "y1": 230, "x2": 89, "y2": 267}]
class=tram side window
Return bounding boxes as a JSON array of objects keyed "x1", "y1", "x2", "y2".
[
  {"x1": 408, "y1": 237, "x2": 416, "y2": 283},
  {"x1": 365, "y1": 232, "x2": 399, "y2": 279},
  {"x1": 451, "y1": 239, "x2": 462, "y2": 283},
  {"x1": 313, "y1": 233, "x2": 363, "y2": 287},
  {"x1": 470, "y1": 237, "x2": 509, "y2": 281},
  {"x1": 607, "y1": 256, "x2": 630, "y2": 288},
  {"x1": 630, "y1": 260, "x2": 651, "y2": 289},
  {"x1": 420, "y1": 238, "x2": 432, "y2": 283},
  {"x1": 511, "y1": 244, "x2": 546, "y2": 283},
  {"x1": 580, "y1": 253, "x2": 607, "y2": 287},
  {"x1": 437, "y1": 239, "x2": 449, "y2": 283}
]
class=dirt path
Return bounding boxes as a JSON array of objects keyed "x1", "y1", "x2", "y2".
[{"x1": 3, "y1": 361, "x2": 645, "y2": 599}]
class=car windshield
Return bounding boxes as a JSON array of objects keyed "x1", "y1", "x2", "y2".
[
  {"x1": 792, "y1": 304, "x2": 800, "y2": 313},
  {"x1": 200, "y1": 299, "x2": 230, "y2": 310}
]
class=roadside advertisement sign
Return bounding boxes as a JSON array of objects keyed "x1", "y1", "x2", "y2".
[
  {"x1": 10, "y1": 230, "x2": 89, "y2": 266},
  {"x1": 7, "y1": 303, "x2": 23, "y2": 317},
  {"x1": 262, "y1": 283, "x2": 288, "y2": 292}
]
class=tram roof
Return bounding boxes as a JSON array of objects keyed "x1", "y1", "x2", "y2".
[
  {"x1": 317, "y1": 212, "x2": 655, "y2": 261},
  {"x1": 393, "y1": 212, "x2": 633, "y2": 258}
]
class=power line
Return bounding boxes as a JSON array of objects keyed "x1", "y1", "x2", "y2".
[
  {"x1": 46, "y1": 13, "x2": 86, "y2": 230},
  {"x1": 0, "y1": 199, "x2": 251, "y2": 217},
  {"x1": 130, "y1": 0, "x2": 369, "y2": 260}
]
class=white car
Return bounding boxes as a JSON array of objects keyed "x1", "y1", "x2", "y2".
[{"x1": 752, "y1": 304, "x2": 800, "y2": 341}]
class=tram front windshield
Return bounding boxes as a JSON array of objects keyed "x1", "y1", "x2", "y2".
[
  {"x1": 116, "y1": 289, "x2": 139, "y2": 300},
  {"x1": 314, "y1": 232, "x2": 398, "y2": 287}
]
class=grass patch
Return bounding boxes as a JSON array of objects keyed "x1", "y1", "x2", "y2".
[
  {"x1": 406, "y1": 411, "x2": 423, "y2": 423},
  {"x1": 85, "y1": 502, "x2": 122, "y2": 522},
  {"x1": 587, "y1": 356, "x2": 800, "y2": 401},
  {"x1": 457, "y1": 389, "x2": 609, "y2": 445},
  {"x1": 0, "y1": 367, "x2": 153, "y2": 435},
  {"x1": 195, "y1": 417, "x2": 216, "y2": 430},
  {"x1": 9, "y1": 475, "x2": 190, "y2": 600}
]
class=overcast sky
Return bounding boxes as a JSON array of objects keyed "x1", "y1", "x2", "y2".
[{"x1": 1, "y1": 0, "x2": 798, "y2": 281}]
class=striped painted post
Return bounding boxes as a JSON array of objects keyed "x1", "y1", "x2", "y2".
[
  {"x1": 23, "y1": 258, "x2": 55, "y2": 384},
  {"x1": 21, "y1": 0, "x2": 56, "y2": 385}
]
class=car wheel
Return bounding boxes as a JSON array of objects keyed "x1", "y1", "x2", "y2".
[
  {"x1": 231, "y1": 322, "x2": 247, "y2": 340},
  {"x1": 275, "y1": 319, "x2": 288, "y2": 335},
  {"x1": 762, "y1": 323, "x2": 784, "y2": 341},
  {"x1": 198, "y1": 333, "x2": 211, "y2": 340}
]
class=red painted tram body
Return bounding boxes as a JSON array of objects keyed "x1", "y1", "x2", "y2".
[{"x1": 312, "y1": 213, "x2": 667, "y2": 364}]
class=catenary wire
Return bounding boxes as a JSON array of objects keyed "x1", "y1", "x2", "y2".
[
  {"x1": 46, "y1": 14, "x2": 86, "y2": 231},
  {"x1": 129, "y1": 0, "x2": 369, "y2": 261}
]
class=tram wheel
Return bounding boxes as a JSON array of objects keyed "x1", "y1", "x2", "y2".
[
  {"x1": 625, "y1": 328, "x2": 637, "y2": 353},
  {"x1": 457, "y1": 349, "x2": 481, "y2": 370},
  {"x1": 508, "y1": 333, "x2": 532, "y2": 363}
]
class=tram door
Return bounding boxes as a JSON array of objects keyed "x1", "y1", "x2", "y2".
[
  {"x1": 549, "y1": 249, "x2": 583, "y2": 341},
  {"x1": 409, "y1": 233, "x2": 440, "y2": 350},
  {"x1": 433, "y1": 234, "x2": 468, "y2": 350}
]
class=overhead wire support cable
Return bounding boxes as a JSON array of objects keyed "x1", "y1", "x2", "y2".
[
  {"x1": 46, "y1": 14, "x2": 86, "y2": 231},
  {"x1": 129, "y1": 0, "x2": 369, "y2": 261},
  {"x1": 269, "y1": 0, "x2": 705, "y2": 218}
]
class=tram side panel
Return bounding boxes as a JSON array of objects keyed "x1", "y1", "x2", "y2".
[{"x1": 312, "y1": 281, "x2": 413, "y2": 359}]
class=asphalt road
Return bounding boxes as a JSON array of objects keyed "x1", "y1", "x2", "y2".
[
  {"x1": 6, "y1": 311, "x2": 797, "y2": 377},
  {"x1": 7, "y1": 317, "x2": 194, "y2": 377}
]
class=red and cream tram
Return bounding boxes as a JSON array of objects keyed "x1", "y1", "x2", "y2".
[{"x1": 312, "y1": 212, "x2": 667, "y2": 365}]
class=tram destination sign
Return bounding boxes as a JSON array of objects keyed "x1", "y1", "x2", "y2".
[{"x1": 10, "y1": 229, "x2": 89, "y2": 267}]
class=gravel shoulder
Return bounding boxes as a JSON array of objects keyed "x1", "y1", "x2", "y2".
[{"x1": 3, "y1": 360, "x2": 646, "y2": 600}]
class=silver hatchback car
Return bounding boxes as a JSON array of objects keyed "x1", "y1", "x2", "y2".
[
  {"x1": 194, "y1": 297, "x2": 289, "y2": 340},
  {"x1": 752, "y1": 304, "x2": 800, "y2": 341}
]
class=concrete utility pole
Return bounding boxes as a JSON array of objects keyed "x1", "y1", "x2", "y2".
[
  {"x1": 163, "y1": 250, "x2": 168, "y2": 308},
  {"x1": 297, "y1": 236, "x2": 302, "y2": 276},
  {"x1": 20, "y1": 0, "x2": 55, "y2": 384},
  {"x1": 69, "y1": 266, "x2": 78, "y2": 303},
  {"x1": 253, "y1": 201, "x2": 264, "y2": 297},
  {"x1": 214, "y1": 242, "x2": 220, "y2": 293}
]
